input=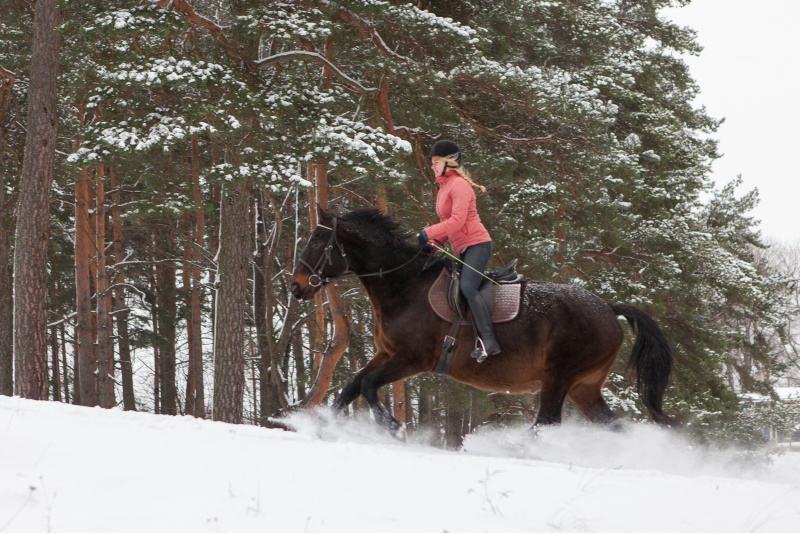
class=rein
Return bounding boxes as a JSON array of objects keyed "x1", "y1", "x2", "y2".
[
  {"x1": 430, "y1": 243, "x2": 499, "y2": 285},
  {"x1": 300, "y1": 217, "x2": 425, "y2": 287}
]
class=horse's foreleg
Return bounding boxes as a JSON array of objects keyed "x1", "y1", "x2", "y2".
[
  {"x1": 360, "y1": 355, "x2": 425, "y2": 440},
  {"x1": 333, "y1": 367, "x2": 367, "y2": 413},
  {"x1": 332, "y1": 351, "x2": 390, "y2": 413}
]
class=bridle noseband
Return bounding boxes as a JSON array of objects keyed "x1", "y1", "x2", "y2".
[{"x1": 298, "y1": 218, "x2": 347, "y2": 288}]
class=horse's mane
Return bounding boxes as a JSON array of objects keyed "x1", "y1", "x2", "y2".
[
  {"x1": 338, "y1": 208, "x2": 449, "y2": 272},
  {"x1": 339, "y1": 208, "x2": 414, "y2": 249}
]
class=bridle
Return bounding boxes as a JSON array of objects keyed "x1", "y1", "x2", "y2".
[
  {"x1": 298, "y1": 218, "x2": 347, "y2": 288},
  {"x1": 297, "y1": 216, "x2": 426, "y2": 288}
]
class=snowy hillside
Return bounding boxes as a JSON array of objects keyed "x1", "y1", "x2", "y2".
[{"x1": 2, "y1": 396, "x2": 799, "y2": 532}]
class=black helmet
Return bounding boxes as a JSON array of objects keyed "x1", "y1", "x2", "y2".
[{"x1": 429, "y1": 140, "x2": 462, "y2": 166}]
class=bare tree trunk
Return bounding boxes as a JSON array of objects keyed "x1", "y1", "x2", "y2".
[
  {"x1": 182, "y1": 212, "x2": 197, "y2": 415},
  {"x1": 254, "y1": 197, "x2": 280, "y2": 418},
  {"x1": 156, "y1": 224, "x2": 178, "y2": 416},
  {"x1": 148, "y1": 234, "x2": 160, "y2": 414},
  {"x1": 111, "y1": 168, "x2": 135, "y2": 410},
  {"x1": 14, "y1": 0, "x2": 62, "y2": 399},
  {"x1": 94, "y1": 167, "x2": 115, "y2": 408},
  {"x1": 293, "y1": 329, "x2": 306, "y2": 400},
  {"x1": 212, "y1": 180, "x2": 252, "y2": 423},
  {"x1": 0, "y1": 67, "x2": 14, "y2": 396},
  {"x1": 60, "y1": 323, "x2": 69, "y2": 403},
  {"x1": 74, "y1": 164, "x2": 96, "y2": 406},
  {"x1": 255, "y1": 190, "x2": 294, "y2": 423},
  {"x1": 49, "y1": 324, "x2": 61, "y2": 401},
  {"x1": 184, "y1": 135, "x2": 206, "y2": 417}
]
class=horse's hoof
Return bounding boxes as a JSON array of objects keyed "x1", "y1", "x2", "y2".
[{"x1": 390, "y1": 425, "x2": 407, "y2": 442}]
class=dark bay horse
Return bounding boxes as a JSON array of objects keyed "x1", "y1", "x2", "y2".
[{"x1": 291, "y1": 207, "x2": 674, "y2": 438}]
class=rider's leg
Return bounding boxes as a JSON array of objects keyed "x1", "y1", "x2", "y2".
[{"x1": 460, "y1": 242, "x2": 500, "y2": 361}]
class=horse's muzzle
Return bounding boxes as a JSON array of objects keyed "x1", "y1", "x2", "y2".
[{"x1": 290, "y1": 277, "x2": 316, "y2": 301}]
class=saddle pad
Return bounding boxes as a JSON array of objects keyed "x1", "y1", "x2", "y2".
[{"x1": 428, "y1": 270, "x2": 522, "y2": 325}]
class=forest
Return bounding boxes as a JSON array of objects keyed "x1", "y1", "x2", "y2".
[{"x1": 1, "y1": 0, "x2": 798, "y2": 447}]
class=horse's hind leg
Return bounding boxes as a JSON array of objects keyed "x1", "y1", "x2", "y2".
[{"x1": 568, "y1": 381, "x2": 623, "y2": 430}]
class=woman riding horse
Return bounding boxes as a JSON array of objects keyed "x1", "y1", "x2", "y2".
[
  {"x1": 291, "y1": 207, "x2": 674, "y2": 439},
  {"x1": 419, "y1": 140, "x2": 499, "y2": 362}
]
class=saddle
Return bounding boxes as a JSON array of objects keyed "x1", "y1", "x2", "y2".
[{"x1": 428, "y1": 259, "x2": 523, "y2": 325}]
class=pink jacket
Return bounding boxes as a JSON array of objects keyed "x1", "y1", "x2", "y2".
[{"x1": 424, "y1": 170, "x2": 491, "y2": 254}]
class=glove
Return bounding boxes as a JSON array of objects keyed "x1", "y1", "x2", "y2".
[{"x1": 417, "y1": 230, "x2": 432, "y2": 253}]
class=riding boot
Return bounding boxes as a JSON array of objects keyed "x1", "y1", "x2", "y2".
[{"x1": 468, "y1": 294, "x2": 501, "y2": 363}]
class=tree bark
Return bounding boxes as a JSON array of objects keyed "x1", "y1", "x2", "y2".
[
  {"x1": 0, "y1": 66, "x2": 14, "y2": 396},
  {"x1": 255, "y1": 190, "x2": 293, "y2": 423},
  {"x1": 111, "y1": 168, "x2": 135, "y2": 410},
  {"x1": 156, "y1": 222, "x2": 178, "y2": 416},
  {"x1": 74, "y1": 112, "x2": 96, "y2": 406},
  {"x1": 14, "y1": 0, "x2": 62, "y2": 399},
  {"x1": 212, "y1": 180, "x2": 252, "y2": 423},
  {"x1": 60, "y1": 323, "x2": 69, "y2": 402},
  {"x1": 49, "y1": 324, "x2": 60, "y2": 401},
  {"x1": 94, "y1": 167, "x2": 115, "y2": 408},
  {"x1": 184, "y1": 135, "x2": 206, "y2": 417},
  {"x1": 254, "y1": 196, "x2": 281, "y2": 418}
]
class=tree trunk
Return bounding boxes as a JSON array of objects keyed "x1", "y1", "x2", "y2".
[
  {"x1": 74, "y1": 164, "x2": 97, "y2": 406},
  {"x1": 212, "y1": 180, "x2": 252, "y2": 423},
  {"x1": 14, "y1": 0, "x2": 62, "y2": 399},
  {"x1": 60, "y1": 323, "x2": 69, "y2": 403},
  {"x1": 255, "y1": 190, "x2": 293, "y2": 423},
  {"x1": 111, "y1": 168, "x2": 135, "y2": 411},
  {"x1": 184, "y1": 135, "x2": 206, "y2": 417},
  {"x1": 0, "y1": 67, "x2": 13, "y2": 396},
  {"x1": 293, "y1": 329, "x2": 307, "y2": 401},
  {"x1": 49, "y1": 324, "x2": 61, "y2": 401},
  {"x1": 254, "y1": 198, "x2": 281, "y2": 418},
  {"x1": 156, "y1": 223, "x2": 178, "y2": 416},
  {"x1": 94, "y1": 167, "x2": 115, "y2": 408},
  {"x1": 147, "y1": 234, "x2": 160, "y2": 414}
]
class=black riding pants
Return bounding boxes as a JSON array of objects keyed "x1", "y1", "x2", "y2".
[{"x1": 459, "y1": 241, "x2": 492, "y2": 300}]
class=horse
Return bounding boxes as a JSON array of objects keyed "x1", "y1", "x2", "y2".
[{"x1": 290, "y1": 207, "x2": 674, "y2": 438}]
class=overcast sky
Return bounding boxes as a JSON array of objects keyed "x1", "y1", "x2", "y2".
[{"x1": 663, "y1": 0, "x2": 800, "y2": 245}]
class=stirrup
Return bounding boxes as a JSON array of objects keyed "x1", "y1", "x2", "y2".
[{"x1": 470, "y1": 338, "x2": 489, "y2": 363}]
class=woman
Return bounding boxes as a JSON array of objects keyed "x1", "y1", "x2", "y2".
[{"x1": 418, "y1": 140, "x2": 500, "y2": 362}]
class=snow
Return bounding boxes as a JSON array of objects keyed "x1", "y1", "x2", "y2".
[{"x1": 2, "y1": 396, "x2": 800, "y2": 532}]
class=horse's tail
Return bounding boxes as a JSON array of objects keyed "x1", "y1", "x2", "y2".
[{"x1": 611, "y1": 303, "x2": 674, "y2": 425}]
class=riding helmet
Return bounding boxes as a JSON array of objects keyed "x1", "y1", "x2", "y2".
[{"x1": 429, "y1": 140, "x2": 462, "y2": 166}]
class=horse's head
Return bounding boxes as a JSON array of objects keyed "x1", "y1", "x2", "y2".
[{"x1": 290, "y1": 206, "x2": 349, "y2": 301}]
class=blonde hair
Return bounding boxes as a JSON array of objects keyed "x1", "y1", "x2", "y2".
[{"x1": 441, "y1": 155, "x2": 486, "y2": 193}]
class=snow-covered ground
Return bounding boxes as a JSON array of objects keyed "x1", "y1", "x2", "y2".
[{"x1": 2, "y1": 396, "x2": 799, "y2": 532}]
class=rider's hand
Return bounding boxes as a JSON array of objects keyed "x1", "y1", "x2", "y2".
[{"x1": 417, "y1": 231, "x2": 432, "y2": 253}]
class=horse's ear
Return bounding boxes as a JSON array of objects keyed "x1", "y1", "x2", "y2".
[{"x1": 316, "y1": 203, "x2": 332, "y2": 225}]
